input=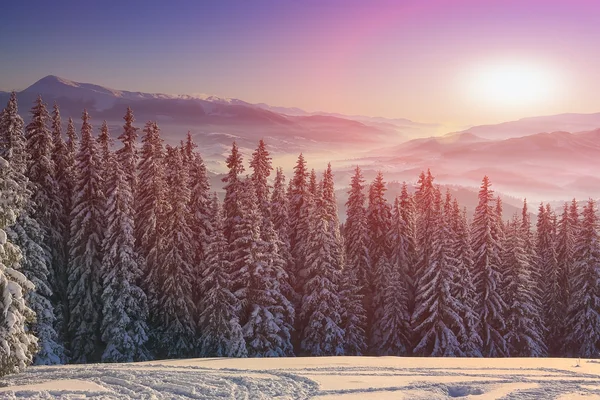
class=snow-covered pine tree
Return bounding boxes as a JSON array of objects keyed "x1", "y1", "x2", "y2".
[
  {"x1": 154, "y1": 145, "x2": 196, "y2": 358},
  {"x1": 0, "y1": 154, "x2": 37, "y2": 376},
  {"x1": 308, "y1": 169, "x2": 318, "y2": 197},
  {"x1": 339, "y1": 255, "x2": 367, "y2": 355},
  {"x1": 345, "y1": 166, "x2": 370, "y2": 290},
  {"x1": 271, "y1": 167, "x2": 296, "y2": 302},
  {"x1": 222, "y1": 142, "x2": 245, "y2": 243},
  {"x1": 135, "y1": 121, "x2": 166, "y2": 315},
  {"x1": 562, "y1": 199, "x2": 580, "y2": 355},
  {"x1": 565, "y1": 199, "x2": 600, "y2": 358},
  {"x1": 229, "y1": 177, "x2": 262, "y2": 315},
  {"x1": 521, "y1": 199, "x2": 546, "y2": 350},
  {"x1": 495, "y1": 196, "x2": 504, "y2": 228},
  {"x1": 272, "y1": 167, "x2": 291, "y2": 257},
  {"x1": 0, "y1": 94, "x2": 42, "y2": 371},
  {"x1": 118, "y1": 107, "x2": 138, "y2": 196},
  {"x1": 374, "y1": 253, "x2": 409, "y2": 356},
  {"x1": 300, "y1": 181, "x2": 345, "y2": 356},
  {"x1": 288, "y1": 154, "x2": 309, "y2": 278},
  {"x1": 0, "y1": 92, "x2": 28, "y2": 174},
  {"x1": 67, "y1": 109, "x2": 105, "y2": 363},
  {"x1": 20, "y1": 96, "x2": 65, "y2": 364},
  {"x1": 366, "y1": 171, "x2": 392, "y2": 351},
  {"x1": 290, "y1": 158, "x2": 316, "y2": 298},
  {"x1": 97, "y1": 121, "x2": 113, "y2": 196},
  {"x1": 50, "y1": 104, "x2": 72, "y2": 346},
  {"x1": 450, "y1": 200, "x2": 482, "y2": 356},
  {"x1": 322, "y1": 164, "x2": 365, "y2": 355},
  {"x1": 25, "y1": 96, "x2": 61, "y2": 274},
  {"x1": 198, "y1": 194, "x2": 247, "y2": 357},
  {"x1": 414, "y1": 170, "x2": 436, "y2": 315},
  {"x1": 555, "y1": 201, "x2": 577, "y2": 351},
  {"x1": 247, "y1": 222, "x2": 295, "y2": 356},
  {"x1": 229, "y1": 178, "x2": 295, "y2": 356},
  {"x1": 471, "y1": 176, "x2": 508, "y2": 357},
  {"x1": 342, "y1": 166, "x2": 370, "y2": 354},
  {"x1": 185, "y1": 133, "x2": 212, "y2": 308},
  {"x1": 63, "y1": 117, "x2": 78, "y2": 224},
  {"x1": 371, "y1": 194, "x2": 413, "y2": 356},
  {"x1": 502, "y1": 214, "x2": 546, "y2": 357},
  {"x1": 8, "y1": 211, "x2": 64, "y2": 365},
  {"x1": 398, "y1": 183, "x2": 418, "y2": 319},
  {"x1": 249, "y1": 139, "x2": 272, "y2": 219},
  {"x1": 412, "y1": 189, "x2": 465, "y2": 356},
  {"x1": 99, "y1": 148, "x2": 150, "y2": 363},
  {"x1": 536, "y1": 202, "x2": 562, "y2": 355}
]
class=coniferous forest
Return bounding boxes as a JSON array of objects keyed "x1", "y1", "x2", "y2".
[{"x1": 2, "y1": 92, "x2": 600, "y2": 376}]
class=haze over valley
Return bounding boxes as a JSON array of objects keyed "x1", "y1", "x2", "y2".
[{"x1": 6, "y1": 74, "x2": 600, "y2": 207}]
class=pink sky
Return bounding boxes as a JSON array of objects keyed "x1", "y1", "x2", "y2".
[{"x1": 2, "y1": 0, "x2": 600, "y2": 125}]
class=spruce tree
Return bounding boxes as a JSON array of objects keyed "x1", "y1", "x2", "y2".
[
  {"x1": 222, "y1": 141, "x2": 245, "y2": 242},
  {"x1": 398, "y1": 183, "x2": 418, "y2": 319},
  {"x1": 291, "y1": 157, "x2": 314, "y2": 294},
  {"x1": 373, "y1": 195, "x2": 412, "y2": 356},
  {"x1": 186, "y1": 135, "x2": 212, "y2": 307},
  {"x1": 565, "y1": 199, "x2": 600, "y2": 358},
  {"x1": 521, "y1": 199, "x2": 544, "y2": 331},
  {"x1": 471, "y1": 176, "x2": 507, "y2": 357},
  {"x1": 249, "y1": 139, "x2": 272, "y2": 219},
  {"x1": 450, "y1": 200, "x2": 482, "y2": 356},
  {"x1": 271, "y1": 167, "x2": 296, "y2": 300},
  {"x1": 366, "y1": 171, "x2": 392, "y2": 350},
  {"x1": 20, "y1": 96, "x2": 65, "y2": 364},
  {"x1": 8, "y1": 213, "x2": 64, "y2": 365},
  {"x1": 300, "y1": 186, "x2": 345, "y2": 356},
  {"x1": 288, "y1": 153, "x2": 309, "y2": 275},
  {"x1": 245, "y1": 219, "x2": 295, "y2": 357},
  {"x1": 135, "y1": 121, "x2": 166, "y2": 315},
  {"x1": 198, "y1": 194, "x2": 247, "y2": 357},
  {"x1": 339, "y1": 260, "x2": 367, "y2": 355},
  {"x1": 343, "y1": 166, "x2": 370, "y2": 354},
  {"x1": 556, "y1": 201, "x2": 577, "y2": 351},
  {"x1": 67, "y1": 109, "x2": 105, "y2": 363},
  {"x1": 229, "y1": 179, "x2": 294, "y2": 356},
  {"x1": 536, "y1": 202, "x2": 561, "y2": 355},
  {"x1": 502, "y1": 215, "x2": 546, "y2": 357},
  {"x1": 25, "y1": 95, "x2": 61, "y2": 276},
  {"x1": 97, "y1": 121, "x2": 112, "y2": 196},
  {"x1": 118, "y1": 107, "x2": 138, "y2": 196},
  {"x1": 0, "y1": 92, "x2": 28, "y2": 174},
  {"x1": 100, "y1": 151, "x2": 150, "y2": 363},
  {"x1": 375, "y1": 254, "x2": 410, "y2": 356},
  {"x1": 414, "y1": 170, "x2": 436, "y2": 315},
  {"x1": 0, "y1": 94, "x2": 41, "y2": 372},
  {"x1": 0, "y1": 155, "x2": 37, "y2": 375},
  {"x1": 50, "y1": 104, "x2": 72, "y2": 345},
  {"x1": 345, "y1": 166, "x2": 370, "y2": 290},
  {"x1": 154, "y1": 146, "x2": 196, "y2": 358},
  {"x1": 412, "y1": 189, "x2": 465, "y2": 356}
]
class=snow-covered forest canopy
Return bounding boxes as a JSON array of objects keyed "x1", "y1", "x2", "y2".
[{"x1": 0, "y1": 92, "x2": 599, "y2": 376}]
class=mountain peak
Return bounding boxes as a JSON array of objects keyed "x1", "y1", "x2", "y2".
[{"x1": 28, "y1": 75, "x2": 78, "y2": 89}]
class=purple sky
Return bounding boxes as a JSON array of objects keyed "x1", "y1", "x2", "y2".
[{"x1": 2, "y1": 0, "x2": 600, "y2": 125}]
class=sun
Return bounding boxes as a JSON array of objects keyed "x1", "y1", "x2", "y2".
[{"x1": 467, "y1": 61, "x2": 557, "y2": 108}]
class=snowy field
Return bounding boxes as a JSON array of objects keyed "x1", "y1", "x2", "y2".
[{"x1": 1, "y1": 357, "x2": 600, "y2": 399}]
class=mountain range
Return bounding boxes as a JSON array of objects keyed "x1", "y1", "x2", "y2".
[{"x1": 3, "y1": 75, "x2": 600, "y2": 203}]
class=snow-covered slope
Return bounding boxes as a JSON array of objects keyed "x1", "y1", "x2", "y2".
[{"x1": 1, "y1": 356, "x2": 599, "y2": 399}]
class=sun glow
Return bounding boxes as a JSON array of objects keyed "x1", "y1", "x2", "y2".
[{"x1": 466, "y1": 61, "x2": 559, "y2": 108}]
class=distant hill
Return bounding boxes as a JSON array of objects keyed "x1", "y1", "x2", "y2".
[{"x1": 448, "y1": 113, "x2": 600, "y2": 140}]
